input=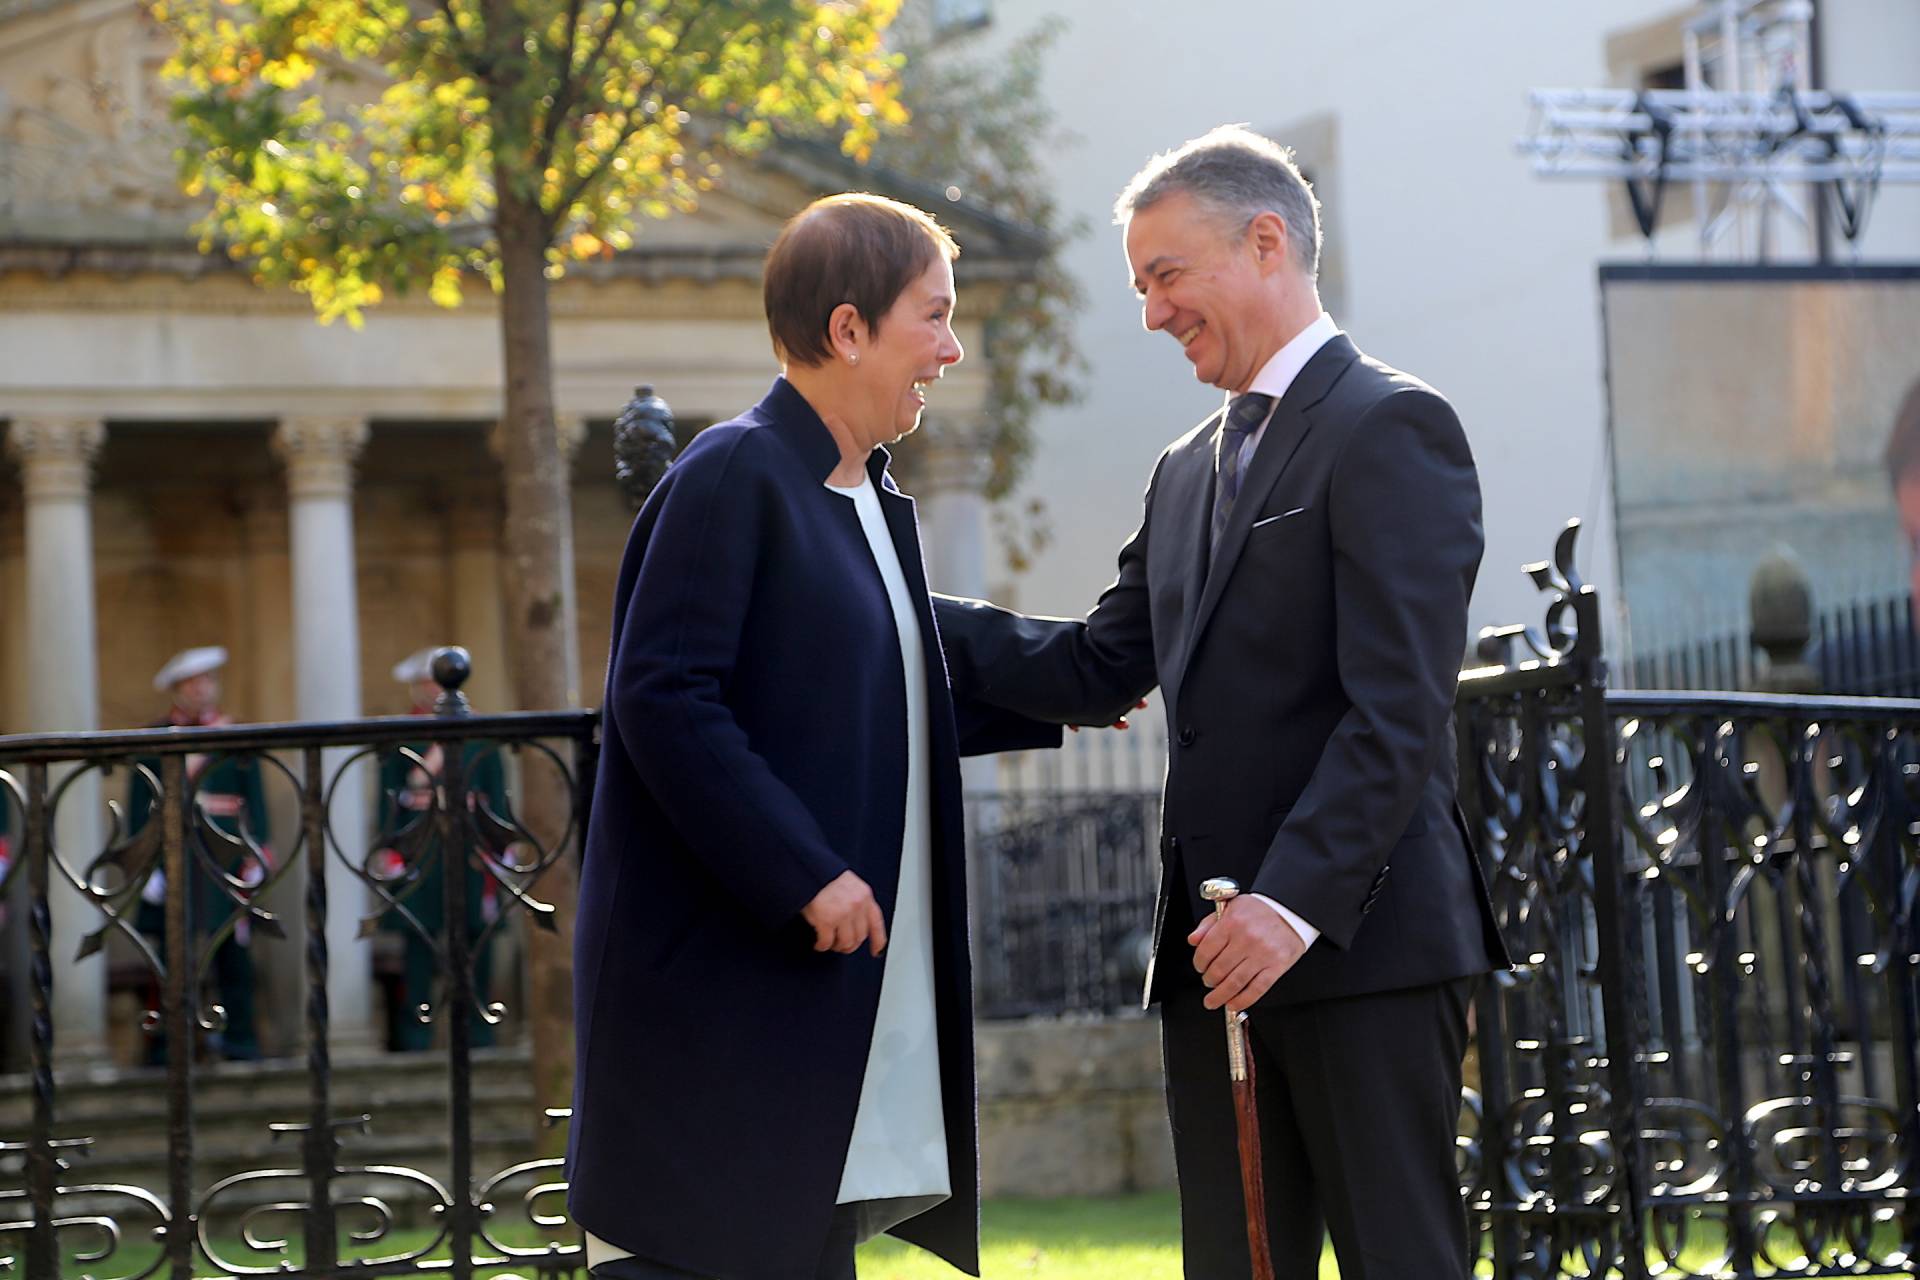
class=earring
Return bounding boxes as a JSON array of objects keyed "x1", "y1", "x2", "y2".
[{"x1": 849, "y1": 354, "x2": 859, "y2": 366}]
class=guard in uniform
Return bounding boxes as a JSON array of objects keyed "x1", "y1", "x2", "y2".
[
  {"x1": 131, "y1": 646, "x2": 272, "y2": 1061},
  {"x1": 375, "y1": 648, "x2": 507, "y2": 1052}
]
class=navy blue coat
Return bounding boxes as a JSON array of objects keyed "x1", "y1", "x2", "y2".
[{"x1": 567, "y1": 378, "x2": 1058, "y2": 1279}]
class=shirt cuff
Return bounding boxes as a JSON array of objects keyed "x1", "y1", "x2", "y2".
[{"x1": 1250, "y1": 894, "x2": 1320, "y2": 949}]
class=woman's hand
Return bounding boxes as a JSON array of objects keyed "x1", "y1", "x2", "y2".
[{"x1": 802, "y1": 870, "x2": 889, "y2": 956}]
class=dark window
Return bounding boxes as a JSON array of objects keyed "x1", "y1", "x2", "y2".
[{"x1": 1642, "y1": 60, "x2": 1687, "y2": 91}]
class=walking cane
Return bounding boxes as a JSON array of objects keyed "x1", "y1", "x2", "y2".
[{"x1": 1200, "y1": 877, "x2": 1275, "y2": 1280}]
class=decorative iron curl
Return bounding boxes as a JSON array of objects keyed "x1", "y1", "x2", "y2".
[
  {"x1": 0, "y1": 768, "x2": 20, "y2": 899},
  {"x1": 0, "y1": 1175, "x2": 171, "y2": 1280},
  {"x1": 322, "y1": 742, "x2": 432, "y2": 944},
  {"x1": 474, "y1": 1110, "x2": 584, "y2": 1268},
  {"x1": 50, "y1": 760, "x2": 165, "y2": 980},
  {"x1": 196, "y1": 1156, "x2": 456, "y2": 1275},
  {"x1": 184, "y1": 750, "x2": 302, "y2": 1034},
  {"x1": 1473, "y1": 520, "x2": 1593, "y2": 668}
]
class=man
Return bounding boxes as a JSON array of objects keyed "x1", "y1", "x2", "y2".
[
  {"x1": 131, "y1": 646, "x2": 271, "y2": 1061},
  {"x1": 374, "y1": 647, "x2": 506, "y2": 1052},
  {"x1": 937, "y1": 126, "x2": 1508, "y2": 1278}
]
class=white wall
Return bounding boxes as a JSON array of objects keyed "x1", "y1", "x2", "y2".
[{"x1": 972, "y1": 0, "x2": 1920, "y2": 656}]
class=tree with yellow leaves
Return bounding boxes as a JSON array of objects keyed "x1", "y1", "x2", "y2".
[{"x1": 155, "y1": 0, "x2": 905, "y2": 1128}]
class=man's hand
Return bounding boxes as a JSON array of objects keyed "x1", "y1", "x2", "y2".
[
  {"x1": 1068, "y1": 698, "x2": 1150, "y2": 733},
  {"x1": 1188, "y1": 897, "x2": 1307, "y2": 1012},
  {"x1": 802, "y1": 870, "x2": 888, "y2": 956}
]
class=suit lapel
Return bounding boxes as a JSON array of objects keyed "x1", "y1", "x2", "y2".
[
  {"x1": 1184, "y1": 335, "x2": 1360, "y2": 664},
  {"x1": 1154, "y1": 414, "x2": 1222, "y2": 708}
]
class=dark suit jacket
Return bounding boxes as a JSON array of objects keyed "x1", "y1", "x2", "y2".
[
  {"x1": 568, "y1": 378, "x2": 1057, "y2": 1280},
  {"x1": 939, "y1": 334, "x2": 1509, "y2": 1007}
]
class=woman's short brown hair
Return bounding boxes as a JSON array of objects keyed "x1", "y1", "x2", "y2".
[{"x1": 763, "y1": 192, "x2": 959, "y2": 367}]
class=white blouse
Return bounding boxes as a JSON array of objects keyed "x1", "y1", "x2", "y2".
[{"x1": 828, "y1": 475, "x2": 950, "y2": 1217}]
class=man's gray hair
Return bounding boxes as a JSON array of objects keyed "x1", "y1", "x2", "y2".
[{"x1": 1114, "y1": 124, "x2": 1322, "y2": 278}]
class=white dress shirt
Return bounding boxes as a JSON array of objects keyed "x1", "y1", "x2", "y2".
[{"x1": 1223, "y1": 311, "x2": 1340, "y2": 954}]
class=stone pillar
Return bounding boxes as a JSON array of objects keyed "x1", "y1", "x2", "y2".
[
  {"x1": 273, "y1": 415, "x2": 378, "y2": 1054},
  {"x1": 915, "y1": 414, "x2": 1003, "y2": 975},
  {"x1": 5, "y1": 417, "x2": 109, "y2": 1064},
  {"x1": 917, "y1": 414, "x2": 999, "y2": 785},
  {"x1": 0, "y1": 505, "x2": 24, "y2": 1063},
  {"x1": 915, "y1": 414, "x2": 995, "y2": 601}
]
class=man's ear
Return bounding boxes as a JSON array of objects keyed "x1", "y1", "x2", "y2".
[
  {"x1": 1247, "y1": 211, "x2": 1290, "y2": 275},
  {"x1": 827, "y1": 302, "x2": 868, "y2": 364}
]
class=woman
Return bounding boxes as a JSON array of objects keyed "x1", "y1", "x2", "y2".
[{"x1": 567, "y1": 193, "x2": 1058, "y2": 1280}]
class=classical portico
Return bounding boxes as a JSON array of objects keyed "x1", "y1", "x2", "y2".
[{"x1": 0, "y1": 0, "x2": 1024, "y2": 1066}]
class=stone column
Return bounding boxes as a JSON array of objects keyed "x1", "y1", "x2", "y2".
[
  {"x1": 273, "y1": 415, "x2": 378, "y2": 1054},
  {"x1": 5, "y1": 417, "x2": 109, "y2": 1064},
  {"x1": 915, "y1": 414, "x2": 995, "y2": 602},
  {"x1": 915, "y1": 415, "x2": 1003, "y2": 977},
  {"x1": 917, "y1": 415, "x2": 1000, "y2": 787}
]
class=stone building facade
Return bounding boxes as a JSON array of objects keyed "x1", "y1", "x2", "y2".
[{"x1": 0, "y1": 0, "x2": 1039, "y2": 1063}]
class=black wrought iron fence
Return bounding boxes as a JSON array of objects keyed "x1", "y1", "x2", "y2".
[
  {"x1": 1629, "y1": 589, "x2": 1920, "y2": 697},
  {"x1": 1456, "y1": 527, "x2": 1918, "y2": 1279},
  {"x1": 965, "y1": 792, "x2": 1160, "y2": 1019},
  {"x1": 0, "y1": 650, "x2": 594, "y2": 1279},
  {"x1": 5, "y1": 534, "x2": 1917, "y2": 1279}
]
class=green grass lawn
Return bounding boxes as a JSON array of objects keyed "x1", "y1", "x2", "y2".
[
  {"x1": 53, "y1": 1193, "x2": 1913, "y2": 1278},
  {"x1": 57, "y1": 1193, "x2": 1205, "y2": 1279},
  {"x1": 858, "y1": 1192, "x2": 1191, "y2": 1279}
]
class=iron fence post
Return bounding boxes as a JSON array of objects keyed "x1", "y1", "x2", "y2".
[
  {"x1": 301, "y1": 744, "x2": 339, "y2": 1273},
  {"x1": 24, "y1": 762, "x2": 56, "y2": 1280},
  {"x1": 160, "y1": 753, "x2": 195, "y2": 1280},
  {"x1": 1572, "y1": 587, "x2": 1649, "y2": 1279},
  {"x1": 435, "y1": 649, "x2": 478, "y2": 1280}
]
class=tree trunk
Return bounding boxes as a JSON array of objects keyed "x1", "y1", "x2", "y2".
[{"x1": 495, "y1": 186, "x2": 580, "y2": 1152}]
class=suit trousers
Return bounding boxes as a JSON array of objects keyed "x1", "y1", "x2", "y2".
[
  {"x1": 588, "y1": 1206, "x2": 859, "y2": 1280},
  {"x1": 1159, "y1": 974, "x2": 1474, "y2": 1280}
]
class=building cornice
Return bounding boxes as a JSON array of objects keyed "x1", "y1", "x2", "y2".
[{"x1": 0, "y1": 238, "x2": 1027, "y2": 309}]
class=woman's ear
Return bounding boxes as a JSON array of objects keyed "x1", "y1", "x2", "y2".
[{"x1": 827, "y1": 302, "x2": 868, "y2": 366}]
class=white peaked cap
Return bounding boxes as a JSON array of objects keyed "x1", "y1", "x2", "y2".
[
  {"x1": 391, "y1": 647, "x2": 442, "y2": 685},
  {"x1": 153, "y1": 646, "x2": 228, "y2": 692}
]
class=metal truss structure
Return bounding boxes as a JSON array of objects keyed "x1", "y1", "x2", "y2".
[{"x1": 1519, "y1": 0, "x2": 1920, "y2": 257}]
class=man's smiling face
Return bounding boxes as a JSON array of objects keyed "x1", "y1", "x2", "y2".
[{"x1": 1125, "y1": 191, "x2": 1283, "y2": 395}]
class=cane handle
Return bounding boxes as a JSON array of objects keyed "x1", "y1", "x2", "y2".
[{"x1": 1198, "y1": 878, "x2": 1250, "y2": 1081}]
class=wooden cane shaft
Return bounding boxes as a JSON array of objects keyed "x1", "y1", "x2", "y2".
[{"x1": 1234, "y1": 1050, "x2": 1275, "y2": 1280}]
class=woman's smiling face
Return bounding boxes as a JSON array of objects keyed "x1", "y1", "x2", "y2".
[{"x1": 856, "y1": 254, "x2": 964, "y2": 441}]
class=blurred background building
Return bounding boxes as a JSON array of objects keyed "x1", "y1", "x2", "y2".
[{"x1": 959, "y1": 0, "x2": 1920, "y2": 705}]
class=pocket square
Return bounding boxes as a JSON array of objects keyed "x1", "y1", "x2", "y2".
[{"x1": 1252, "y1": 507, "x2": 1308, "y2": 529}]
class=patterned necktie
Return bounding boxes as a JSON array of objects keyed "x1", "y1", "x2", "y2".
[{"x1": 1210, "y1": 392, "x2": 1276, "y2": 553}]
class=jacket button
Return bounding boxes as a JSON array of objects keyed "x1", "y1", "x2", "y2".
[{"x1": 1177, "y1": 726, "x2": 1196, "y2": 747}]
